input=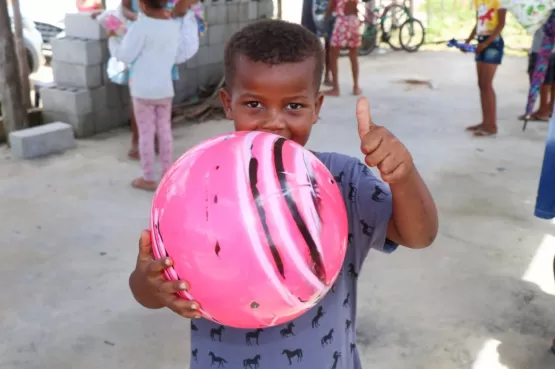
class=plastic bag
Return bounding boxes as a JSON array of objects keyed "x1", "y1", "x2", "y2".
[
  {"x1": 107, "y1": 37, "x2": 129, "y2": 85},
  {"x1": 501, "y1": 0, "x2": 555, "y2": 34},
  {"x1": 175, "y1": 11, "x2": 200, "y2": 64}
]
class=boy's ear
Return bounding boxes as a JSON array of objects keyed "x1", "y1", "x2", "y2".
[
  {"x1": 219, "y1": 88, "x2": 233, "y2": 120},
  {"x1": 313, "y1": 92, "x2": 324, "y2": 125}
]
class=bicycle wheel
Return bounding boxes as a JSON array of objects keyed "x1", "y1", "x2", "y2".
[
  {"x1": 358, "y1": 24, "x2": 378, "y2": 56},
  {"x1": 380, "y1": 4, "x2": 409, "y2": 51},
  {"x1": 399, "y1": 18, "x2": 425, "y2": 52}
]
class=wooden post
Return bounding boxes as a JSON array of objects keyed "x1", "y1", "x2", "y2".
[
  {"x1": 10, "y1": 0, "x2": 31, "y2": 109},
  {"x1": 0, "y1": 0, "x2": 28, "y2": 142}
]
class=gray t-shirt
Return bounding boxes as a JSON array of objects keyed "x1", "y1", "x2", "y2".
[{"x1": 189, "y1": 152, "x2": 396, "y2": 369}]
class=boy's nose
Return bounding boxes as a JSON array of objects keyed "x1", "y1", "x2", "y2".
[{"x1": 261, "y1": 111, "x2": 287, "y2": 134}]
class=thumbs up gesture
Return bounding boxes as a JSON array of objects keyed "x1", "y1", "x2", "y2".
[{"x1": 356, "y1": 97, "x2": 414, "y2": 184}]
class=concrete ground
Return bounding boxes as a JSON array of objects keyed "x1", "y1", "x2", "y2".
[{"x1": 1, "y1": 50, "x2": 554, "y2": 369}]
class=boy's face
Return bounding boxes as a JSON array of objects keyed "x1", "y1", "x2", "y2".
[{"x1": 220, "y1": 55, "x2": 324, "y2": 146}]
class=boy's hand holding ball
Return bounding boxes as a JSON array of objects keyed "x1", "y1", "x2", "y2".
[{"x1": 130, "y1": 231, "x2": 201, "y2": 319}]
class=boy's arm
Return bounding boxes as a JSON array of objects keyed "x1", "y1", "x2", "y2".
[
  {"x1": 356, "y1": 97, "x2": 438, "y2": 249},
  {"x1": 121, "y1": 0, "x2": 138, "y2": 21},
  {"x1": 386, "y1": 169, "x2": 438, "y2": 249}
]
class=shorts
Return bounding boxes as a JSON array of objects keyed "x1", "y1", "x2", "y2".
[
  {"x1": 528, "y1": 52, "x2": 555, "y2": 84},
  {"x1": 475, "y1": 35, "x2": 504, "y2": 65},
  {"x1": 330, "y1": 15, "x2": 361, "y2": 49}
]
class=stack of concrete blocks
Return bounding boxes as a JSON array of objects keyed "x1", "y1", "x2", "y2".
[
  {"x1": 174, "y1": 0, "x2": 274, "y2": 102},
  {"x1": 42, "y1": 13, "x2": 130, "y2": 138}
]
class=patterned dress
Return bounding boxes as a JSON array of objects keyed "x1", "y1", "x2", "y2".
[{"x1": 330, "y1": 0, "x2": 361, "y2": 49}]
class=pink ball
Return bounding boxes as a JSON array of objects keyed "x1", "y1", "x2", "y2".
[{"x1": 150, "y1": 131, "x2": 348, "y2": 329}]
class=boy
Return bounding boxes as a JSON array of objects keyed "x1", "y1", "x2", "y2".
[
  {"x1": 465, "y1": 0, "x2": 506, "y2": 137},
  {"x1": 520, "y1": 26, "x2": 555, "y2": 122},
  {"x1": 129, "y1": 20, "x2": 438, "y2": 369},
  {"x1": 324, "y1": 0, "x2": 362, "y2": 96}
]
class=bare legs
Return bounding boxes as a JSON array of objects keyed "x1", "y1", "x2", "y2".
[
  {"x1": 467, "y1": 61, "x2": 498, "y2": 136},
  {"x1": 323, "y1": 47, "x2": 361, "y2": 96}
]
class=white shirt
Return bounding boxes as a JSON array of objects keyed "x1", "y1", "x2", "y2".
[{"x1": 112, "y1": 14, "x2": 181, "y2": 100}]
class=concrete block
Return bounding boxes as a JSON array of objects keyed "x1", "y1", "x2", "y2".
[
  {"x1": 226, "y1": 23, "x2": 241, "y2": 42},
  {"x1": 105, "y1": 83, "x2": 122, "y2": 108},
  {"x1": 197, "y1": 45, "x2": 211, "y2": 66},
  {"x1": 227, "y1": 4, "x2": 240, "y2": 23},
  {"x1": 185, "y1": 53, "x2": 199, "y2": 69},
  {"x1": 239, "y1": 3, "x2": 249, "y2": 22},
  {"x1": 51, "y1": 37, "x2": 104, "y2": 65},
  {"x1": 41, "y1": 85, "x2": 93, "y2": 115},
  {"x1": 52, "y1": 61, "x2": 103, "y2": 89},
  {"x1": 64, "y1": 12, "x2": 107, "y2": 40},
  {"x1": 206, "y1": 63, "x2": 224, "y2": 85},
  {"x1": 248, "y1": 2, "x2": 259, "y2": 20},
  {"x1": 174, "y1": 68, "x2": 199, "y2": 102},
  {"x1": 208, "y1": 43, "x2": 225, "y2": 65},
  {"x1": 118, "y1": 86, "x2": 131, "y2": 106},
  {"x1": 207, "y1": 4, "x2": 227, "y2": 25},
  {"x1": 9, "y1": 122, "x2": 76, "y2": 159},
  {"x1": 94, "y1": 107, "x2": 125, "y2": 133},
  {"x1": 43, "y1": 110, "x2": 96, "y2": 138},
  {"x1": 208, "y1": 24, "x2": 226, "y2": 45}
]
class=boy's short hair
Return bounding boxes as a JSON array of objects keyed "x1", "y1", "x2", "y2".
[{"x1": 224, "y1": 19, "x2": 325, "y2": 91}]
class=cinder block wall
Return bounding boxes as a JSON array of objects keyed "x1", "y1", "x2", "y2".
[
  {"x1": 41, "y1": 0, "x2": 274, "y2": 138},
  {"x1": 174, "y1": 0, "x2": 274, "y2": 101}
]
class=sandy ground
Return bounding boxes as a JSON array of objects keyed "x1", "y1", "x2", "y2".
[{"x1": 1, "y1": 50, "x2": 555, "y2": 369}]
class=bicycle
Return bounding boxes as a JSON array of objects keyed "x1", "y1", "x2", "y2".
[{"x1": 357, "y1": 0, "x2": 425, "y2": 55}]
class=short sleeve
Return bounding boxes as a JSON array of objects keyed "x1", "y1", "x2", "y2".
[{"x1": 315, "y1": 152, "x2": 397, "y2": 270}]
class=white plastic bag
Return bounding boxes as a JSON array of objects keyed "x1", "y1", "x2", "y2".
[
  {"x1": 107, "y1": 37, "x2": 129, "y2": 85},
  {"x1": 175, "y1": 10, "x2": 200, "y2": 64}
]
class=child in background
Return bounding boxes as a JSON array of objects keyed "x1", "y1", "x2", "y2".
[
  {"x1": 324, "y1": 0, "x2": 361, "y2": 96},
  {"x1": 121, "y1": 0, "x2": 200, "y2": 160},
  {"x1": 128, "y1": 20, "x2": 438, "y2": 369},
  {"x1": 111, "y1": 0, "x2": 182, "y2": 191},
  {"x1": 520, "y1": 26, "x2": 555, "y2": 122},
  {"x1": 464, "y1": 0, "x2": 506, "y2": 137}
]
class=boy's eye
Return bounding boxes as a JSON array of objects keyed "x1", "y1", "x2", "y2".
[
  {"x1": 246, "y1": 101, "x2": 261, "y2": 108},
  {"x1": 287, "y1": 103, "x2": 303, "y2": 110}
]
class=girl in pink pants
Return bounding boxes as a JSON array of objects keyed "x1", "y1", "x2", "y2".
[{"x1": 110, "y1": 0, "x2": 182, "y2": 191}]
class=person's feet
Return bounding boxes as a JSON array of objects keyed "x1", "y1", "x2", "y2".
[
  {"x1": 131, "y1": 177, "x2": 158, "y2": 192},
  {"x1": 472, "y1": 126, "x2": 497, "y2": 137},
  {"x1": 323, "y1": 88, "x2": 340, "y2": 96},
  {"x1": 352, "y1": 87, "x2": 362, "y2": 96},
  {"x1": 465, "y1": 123, "x2": 484, "y2": 131}
]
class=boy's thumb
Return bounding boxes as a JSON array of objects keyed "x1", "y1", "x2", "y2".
[
  {"x1": 356, "y1": 97, "x2": 374, "y2": 139},
  {"x1": 138, "y1": 229, "x2": 152, "y2": 257}
]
